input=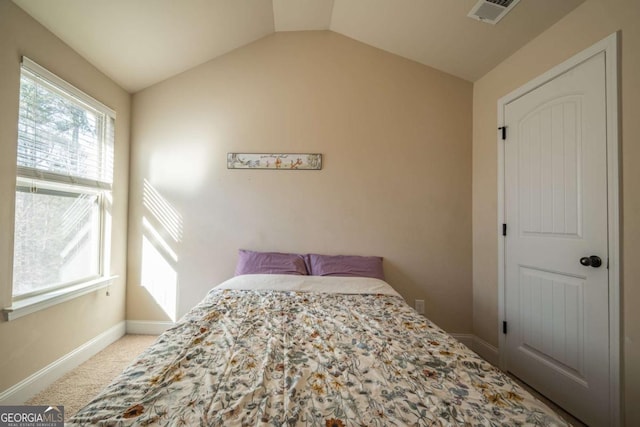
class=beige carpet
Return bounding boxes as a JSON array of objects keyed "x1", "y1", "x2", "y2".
[{"x1": 26, "y1": 334, "x2": 157, "y2": 422}]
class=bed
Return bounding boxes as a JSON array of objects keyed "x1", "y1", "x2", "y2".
[{"x1": 68, "y1": 270, "x2": 569, "y2": 426}]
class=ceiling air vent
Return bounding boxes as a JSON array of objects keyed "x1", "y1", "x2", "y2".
[{"x1": 468, "y1": 0, "x2": 521, "y2": 25}]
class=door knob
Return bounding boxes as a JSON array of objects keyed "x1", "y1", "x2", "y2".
[{"x1": 580, "y1": 255, "x2": 602, "y2": 268}]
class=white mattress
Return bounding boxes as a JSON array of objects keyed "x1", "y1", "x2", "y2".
[{"x1": 214, "y1": 273, "x2": 403, "y2": 297}]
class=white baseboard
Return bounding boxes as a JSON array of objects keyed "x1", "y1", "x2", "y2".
[
  {"x1": 471, "y1": 335, "x2": 499, "y2": 366},
  {"x1": 126, "y1": 320, "x2": 173, "y2": 335},
  {"x1": 450, "y1": 333, "x2": 499, "y2": 366},
  {"x1": 0, "y1": 321, "x2": 126, "y2": 405},
  {"x1": 450, "y1": 333, "x2": 474, "y2": 349}
]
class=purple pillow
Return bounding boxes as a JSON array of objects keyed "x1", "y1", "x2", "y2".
[
  {"x1": 235, "y1": 249, "x2": 308, "y2": 276},
  {"x1": 305, "y1": 254, "x2": 385, "y2": 280}
]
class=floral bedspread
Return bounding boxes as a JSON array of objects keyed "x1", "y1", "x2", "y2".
[{"x1": 69, "y1": 284, "x2": 568, "y2": 426}]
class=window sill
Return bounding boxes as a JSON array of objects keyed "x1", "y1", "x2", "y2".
[{"x1": 2, "y1": 276, "x2": 117, "y2": 321}]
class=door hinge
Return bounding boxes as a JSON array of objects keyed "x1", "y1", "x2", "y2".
[
  {"x1": 498, "y1": 126, "x2": 507, "y2": 140},
  {"x1": 503, "y1": 321, "x2": 508, "y2": 334},
  {"x1": 502, "y1": 223, "x2": 507, "y2": 236}
]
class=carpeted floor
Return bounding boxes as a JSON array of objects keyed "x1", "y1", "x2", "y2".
[{"x1": 25, "y1": 334, "x2": 157, "y2": 421}]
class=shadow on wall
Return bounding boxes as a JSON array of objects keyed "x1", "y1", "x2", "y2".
[
  {"x1": 140, "y1": 179, "x2": 182, "y2": 321},
  {"x1": 383, "y1": 260, "x2": 423, "y2": 302}
]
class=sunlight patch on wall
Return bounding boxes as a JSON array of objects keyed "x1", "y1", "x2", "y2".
[
  {"x1": 140, "y1": 180, "x2": 183, "y2": 321},
  {"x1": 143, "y1": 180, "x2": 182, "y2": 243},
  {"x1": 149, "y1": 142, "x2": 211, "y2": 195},
  {"x1": 141, "y1": 233, "x2": 177, "y2": 321},
  {"x1": 142, "y1": 217, "x2": 178, "y2": 263}
]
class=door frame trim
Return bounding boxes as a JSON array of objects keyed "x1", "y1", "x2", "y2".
[{"x1": 497, "y1": 32, "x2": 620, "y2": 426}]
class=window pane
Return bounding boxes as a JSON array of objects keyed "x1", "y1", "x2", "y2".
[
  {"x1": 12, "y1": 189, "x2": 101, "y2": 297},
  {"x1": 17, "y1": 70, "x2": 113, "y2": 185}
]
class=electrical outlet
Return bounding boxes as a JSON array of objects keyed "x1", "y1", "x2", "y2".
[{"x1": 415, "y1": 299, "x2": 425, "y2": 315}]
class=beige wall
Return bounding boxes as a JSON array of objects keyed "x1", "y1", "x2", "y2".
[
  {"x1": 0, "y1": 1, "x2": 130, "y2": 393},
  {"x1": 128, "y1": 31, "x2": 473, "y2": 334},
  {"x1": 472, "y1": 0, "x2": 640, "y2": 424}
]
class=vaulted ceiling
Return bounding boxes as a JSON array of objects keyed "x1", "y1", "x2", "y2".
[{"x1": 13, "y1": 0, "x2": 584, "y2": 93}]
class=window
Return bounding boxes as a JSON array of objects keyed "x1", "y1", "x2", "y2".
[{"x1": 11, "y1": 57, "x2": 115, "y2": 302}]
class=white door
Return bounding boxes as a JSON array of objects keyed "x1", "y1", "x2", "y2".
[{"x1": 503, "y1": 51, "x2": 609, "y2": 426}]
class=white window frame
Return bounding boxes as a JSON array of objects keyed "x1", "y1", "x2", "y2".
[
  {"x1": 13, "y1": 178, "x2": 105, "y2": 300},
  {"x1": 2, "y1": 58, "x2": 117, "y2": 321}
]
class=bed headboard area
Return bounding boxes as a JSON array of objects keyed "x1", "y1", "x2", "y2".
[{"x1": 125, "y1": 31, "x2": 472, "y2": 336}]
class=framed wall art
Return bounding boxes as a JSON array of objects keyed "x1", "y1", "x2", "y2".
[{"x1": 227, "y1": 153, "x2": 322, "y2": 170}]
